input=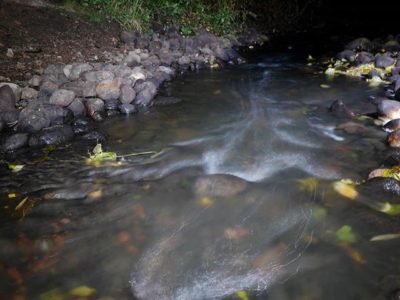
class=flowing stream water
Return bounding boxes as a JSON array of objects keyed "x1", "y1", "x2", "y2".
[{"x1": 1, "y1": 52, "x2": 400, "y2": 300}]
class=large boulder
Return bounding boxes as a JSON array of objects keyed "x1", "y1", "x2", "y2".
[
  {"x1": 0, "y1": 83, "x2": 21, "y2": 101},
  {"x1": 18, "y1": 105, "x2": 50, "y2": 133},
  {"x1": 61, "y1": 81, "x2": 96, "y2": 98},
  {"x1": 21, "y1": 87, "x2": 38, "y2": 101},
  {"x1": 345, "y1": 37, "x2": 372, "y2": 52},
  {"x1": 377, "y1": 99, "x2": 400, "y2": 121},
  {"x1": 96, "y1": 78, "x2": 122, "y2": 101},
  {"x1": 135, "y1": 81, "x2": 157, "y2": 107},
  {"x1": 337, "y1": 49, "x2": 356, "y2": 62},
  {"x1": 49, "y1": 89, "x2": 76, "y2": 107},
  {"x1": 119, "y1": 85, "x2": 136, "y2": 104},
  {"x1": 329, "y1": 100, "x2": 355, "y2": 118},
  {"x1": 124, "y1": 51, "x2": 141, "y2": 67},
  {"x1": 0, "y1": 85, "x2": 17, "y2": 113},
  {"x1": 375, "y1": 53, "x2": 396, "y2": 69},
  {"x1": 65, "y1": 63, "x2": 93, "y2": 80},
  {"x1": 67, "y1": 98, "x2": 85, "y2": 116},
  {"x1": 85, "y1": 98, "x2": 105, "y2": 121}
]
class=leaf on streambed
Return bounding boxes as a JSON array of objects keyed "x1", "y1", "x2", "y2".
[
  {"x1": 297, "y1": 177, "x2": 318, "y2": 192},
  {"x1": 312, "y1": 207, "x2": 327, "y2": 222},
  {"x1": 325, "y1": 67, "x2": 336, "y2": 76},
  {"x1": 7, "y1": 163, "x2": 24, "y2": 172},
  {"x1": 367, "y1": 76, "x2": 385, "y2": 87},
  {"x1": 87, "y1": 143, "x2": 117, "y2": 163},
  {"x1": 236, "y1": 290, "x2": 249, "y2": 300},
  {"x1": 340, "y1": 243, "x2": 366, "y2": 264},
  {"x1": 368, "y1": 165, "x2": 400, "y2": 181},
  {"x1": 8, "y1": 193, "x2": 17, "y2": 198},
  {"x1": 40, "y1": 288, "x2": 64, "y2": 300},
  {"x1": 69, "y1": 285, "x2": 96, "y2": 297},
  {"x1": 378, "y1": 202, "x2": 400, "y2": 216},
  {"x1": 198, "y1": 196, "x2": 214, "y2": 207},
  {"x1": 370, "y1": 233, "x2": 400, "y2": 242},
  {"x1": 320, "y1": 84, "x2": 330, "y2": 89},
  {"x1": 336, "y1": 225, "x2": 356, "y2": 244},
  {"x1": 15, "y1": 197, "x2": 29, "y2": 211},
  {"x1": 332, "y1": 179, "x2": 359, "y2": 200}
]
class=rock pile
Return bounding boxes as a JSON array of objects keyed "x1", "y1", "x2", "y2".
[{"x1": 0, "y1": 28, "x2": 267, "y2": 152}]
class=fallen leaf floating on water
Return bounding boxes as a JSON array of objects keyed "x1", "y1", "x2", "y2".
[
  {"x1": 39, "y1": 288, "x2": 64, "y2": 300},
  {"x1": 332, "y1": 179, "x2": 359, "y2": 200},
  {"x1": 325, "y1": 67, "x2": 336, "y2": 76},
  {"x1": 378, "y1": 202, "x2": 400, "y2": 216},
  {"x1": 297, "y1": 177, "x2": 318, "y2": 192},
  {"x1": 69, "y1": 285, "x2": 96, "y2": 297},
  {"x1": 370, "y1": 233, "x2": 400, "y2": 242},
  {"x1": 8, "y1": 193, "x2": 17, "y2": 198},
  {"x1": 368, "y1": 165, "x2": 400, "y2": 181},
  {"x1": 15, "y1": 197, "x2": 29, "y2": 211},
  {"x1": 7, "y1": 163, "x2": 25, "y2": 173},
  {"x1": 87, "y1": 143, "x2": 117, "y2": 163},
  {"x1": 320, "y1": 84, "x2": 330, "y2": 89},
  {"x1": 336, "y1": 225, "x2": 357, "y2": 244}
]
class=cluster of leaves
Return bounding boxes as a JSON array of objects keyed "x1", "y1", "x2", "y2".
[{"x1": 68, "y1": 0, "x2": 247, "y2": 35}]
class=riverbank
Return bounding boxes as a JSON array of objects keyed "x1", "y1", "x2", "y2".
[{"x1": 0, "y1": 1, "x2": 268, "y2": 155}]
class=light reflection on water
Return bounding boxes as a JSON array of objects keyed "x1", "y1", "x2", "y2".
[{"x1": 1, "y1": 54, "x2": 399, "y2": 300}]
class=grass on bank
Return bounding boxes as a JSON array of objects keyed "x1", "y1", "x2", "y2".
[{"x1": 65, "y1": 0, "x2": 247, "y2": 35}]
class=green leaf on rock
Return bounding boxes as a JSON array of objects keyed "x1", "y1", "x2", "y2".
[
  {"x1": 236, "y1": 290, "x2": 249, "y2": 300},
  {"x1": 336, "y1": 225, "x2": 356, "y2": 244}
]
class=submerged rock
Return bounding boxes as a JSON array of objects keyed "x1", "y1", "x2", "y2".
[
  {"x1": 329, "y1": 100, "x2": 355, "y2": 118},
  {"x1": 377, "y1": 99, "x2": 400, "y2": 121},
  {"x1": 194, "y1": 174, "x2": 248, "y2": 197},
  {"x1": 2, "y1": 133, "x2": 29, "y2": 151},
  {"x1": 383, "y1": 118, "x2": 400, "y2": 133},
  {"x1": 387, "y1": 129, "x2": 400, "y2": 147}
]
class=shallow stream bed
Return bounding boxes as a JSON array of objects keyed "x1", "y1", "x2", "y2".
[{"x1": 1, "y1": 53, "x2": 399, "y2": 300}]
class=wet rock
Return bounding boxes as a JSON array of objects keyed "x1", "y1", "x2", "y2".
[
  {"x1": 337, "y1": 49, "x2": 356, "y2": 62},
  {"x1": 119, "y1": 103, "x2": 137, "y2": 114},
  {"x1": 387, "y1": 129, "x2": 400, "y2": 147},
  {"x1": 18, "y1": 107, "x2": 50, "y2": 133},
  {"x1": 78, "y1": 130, "x2": 106, "y2": 142},
  {"x1": 375, "y1": 53, "x2": 396, "y2": 68},
  {"x1": 29, "y1": 124, "x2": 74, "y2": 147},
  {"x1": 85, "y1": 98, "x2": 105, "y2": 121},
  {"x1": 0, "y1": 85, "x2": 17, "y2": 113},
  {"x1": 49, "y1": 89, "x2": 76, "y2": 107},
  {"x1": 194, "y1": 174, "x2": 248, "y2": 197},
  {"x1": 345, "y1": 37, "x2": 372, "y2": 51},
  {"x1": 383, "y1": 119, "x2": 400, "y2": 133},
  {"x1": 66, "y1": 98, "x2": 85, "y2": 116},
  {"x1": 135, "y1": 81, "x2": 157, "y2": 107},
  {"x1": 178, "y1": 55, "x2": 191, "y2": 65},
  {"x1": 72, "y1": 117, "x2": 94, "y2": 135},
  {"x1": 43, "y1": 104, "x2": 73, "y2": 125},
  {"x1": 28, "y1": 75, "x2": 41, "y2": 87},
  {"x1": 129, "y1": 66, "x2": 146, "y2": 83},
  {"x1": 0, "y1": 111, "x2": 19, "y2": 124},
  {"x1": 124, "y1": 51, "x2": 141, "y2": 67},
  {"x1": 336, "y1": 122, "x2": 373, "y2": 135},
  {"x1": 0, "y1": 83, "x2": 21, "y2": 101},
  {"x1": 96, "y1": 78, "x2": 122, "y2": 101},
  {"x1": 377, "y1": 99, "x2": 400, "y2": 121},
  {"x1": 61, "y1": 80, "x2": 96, "y2": 98},
  {"x1": 382, "y1": 148, "x2": 400, "y2": 166},
  {"x1": 21, "y1": 87, "x2": 38, "y2": 100},
  {"x1": 329, "y1": 100, "x2": 355, "y2": 118},
  {"x1": 355, "y1": 51, "x2": 374, "y2": 65},
  {"x1": 67, "y1": 63, "x2": 93, "y2": 80},
  {"x1": 360, "y1": 177, "x2": 400, "y2": 197},
  {"x1": 394, "y1": 79, "x2": 400, "y2": 100},
  {"x1": 81, "y1": 70, "x2": 115, "y2": 82},
  {"x1": 104, "y1": 99, "x2": 119, "y2": 111},
  {"x1": 120, "y1": 85, "x2": 136, "y2": 104},
  {"x1": 2, "y1": 133, "x2": 29, "y2": 151}
]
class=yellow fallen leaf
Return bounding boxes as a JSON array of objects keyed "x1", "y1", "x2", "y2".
[
  {"x1": 236, "y1": 290, "x2": 249, "y2": 300},
  {"x1": 8, "y1": 193, "x2": 17, "y2": 198},
  {"x1": 39, "y1": 288, "x2": 64, "y2": 300},
  {"x1": 297, "y1": 177, "x2": 318, "y2": 192},
  {"x1": 15, "y1": 197, "x2": 28, "y2": 211},
  {"x1": 88, "y1": 189, "x2": 102, "y2": 200},
  {"x1": 332, "y1": 180, "x2": 358, "y2": 200},
  {"x1": 69, "y1": 285, "x2": 96, "y2": 297},
  {"x1": 370, "y1": 233, "x2": 400, "y2": 242},
  {"x1": 198, "y1": 196, "x2": 214, "y2": 207},
  {"x1": 320, "y1": 84, "x2": 330, "y2": 89}
]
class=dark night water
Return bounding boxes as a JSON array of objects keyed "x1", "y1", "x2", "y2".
[{"x1": 1, "y1": 53, "x2": 399, "y2": 300}]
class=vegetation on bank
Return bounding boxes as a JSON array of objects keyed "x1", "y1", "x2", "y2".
[{"x1": 65, "y1": 0, "x2": 318, "y2": 36}]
